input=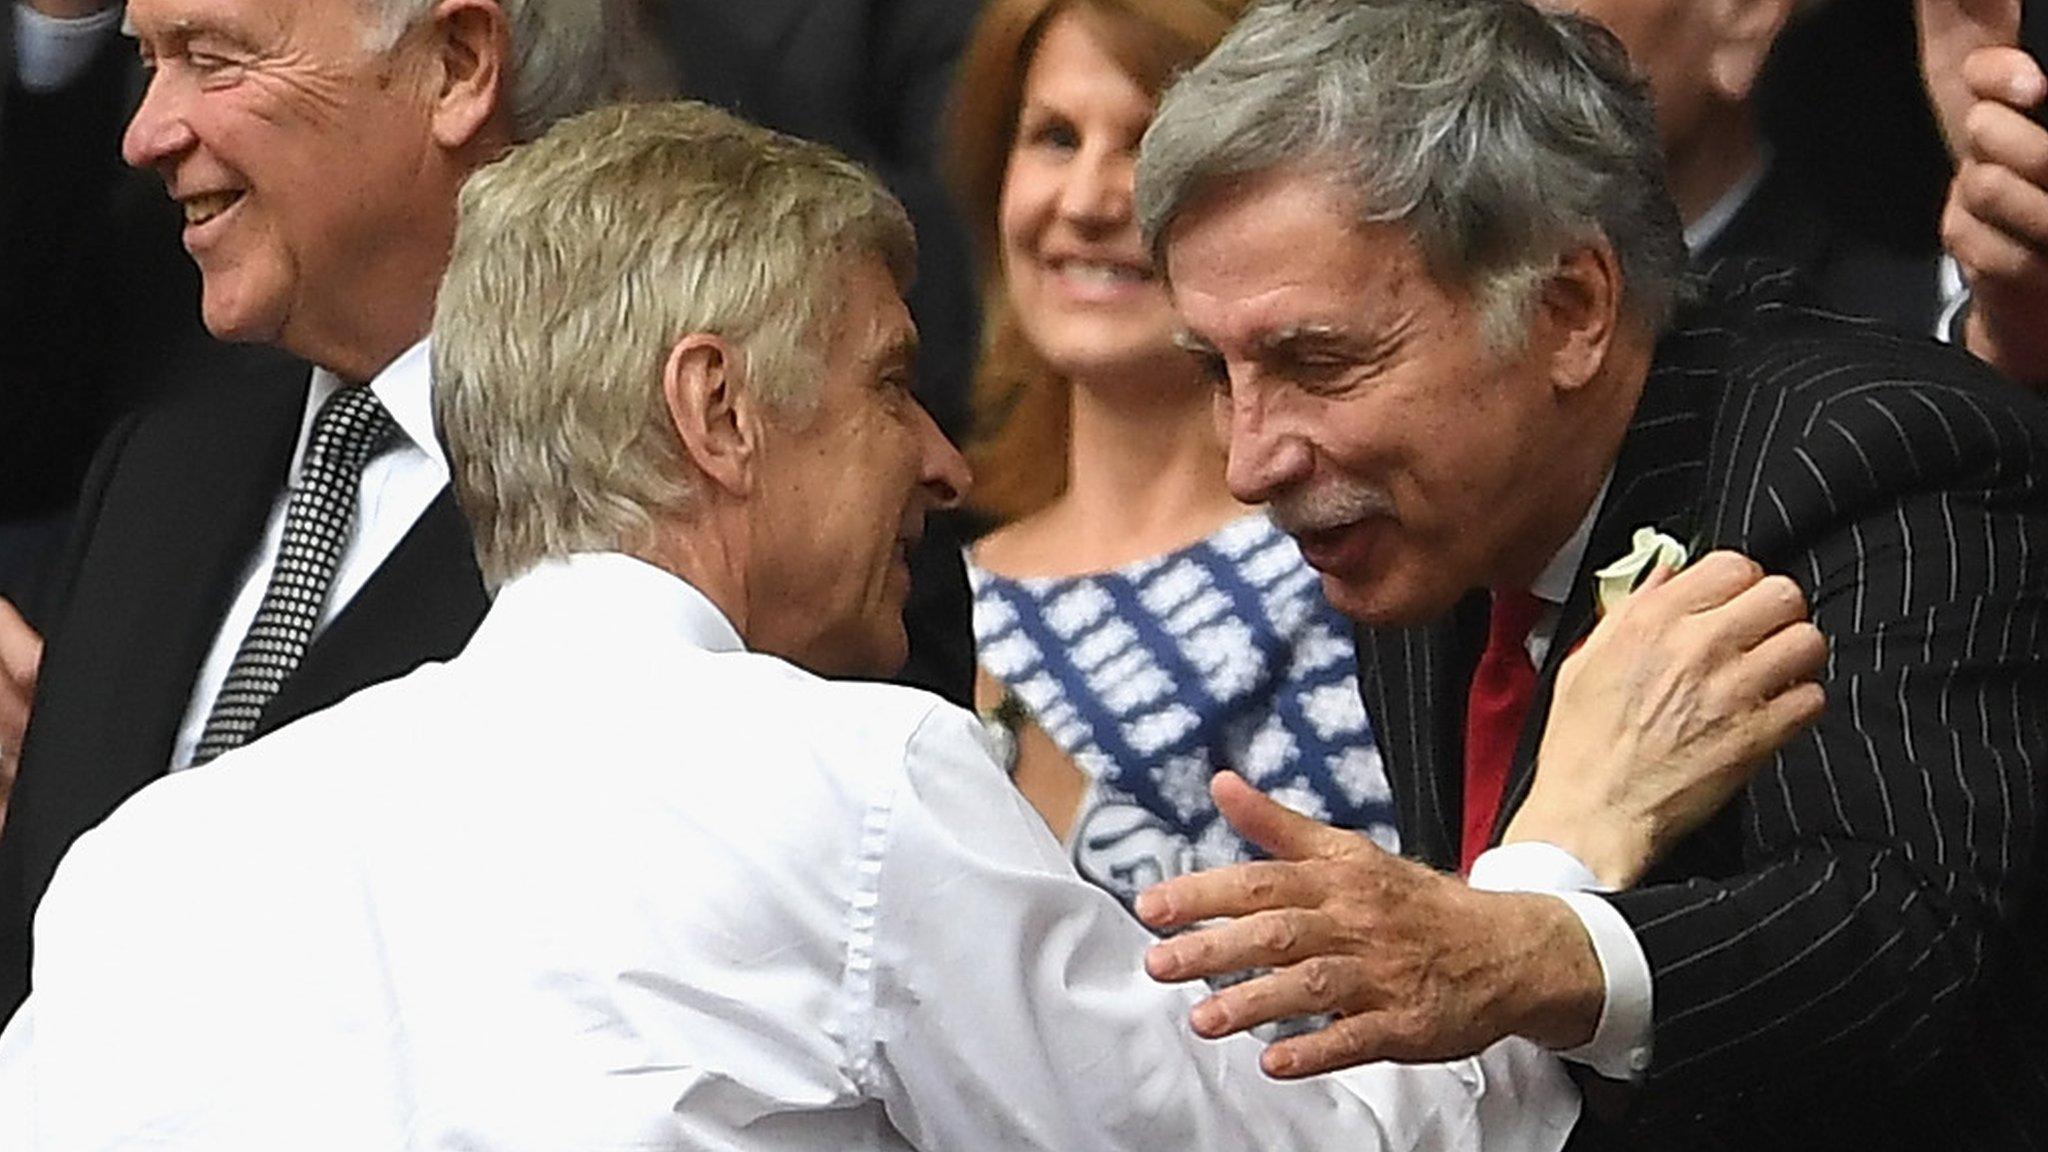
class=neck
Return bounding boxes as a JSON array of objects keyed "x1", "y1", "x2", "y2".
[
  {"x1": 1495, "y1": 338, "x2": 1653, "y2": 591},
  {"x1": 295, "y1": 163, "x2": 470, "y2": 384},
  {"x1": 1057, "y1": 365, "x2": 1242, "y2": 544},
  {"x1": 1667, "y1": 106, "x2": 1764, "y2": 230},
  {"x1": 632, "y1": 512, "x2": 752, "y2": 642}
]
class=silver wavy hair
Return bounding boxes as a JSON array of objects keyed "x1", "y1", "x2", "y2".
[{"x1": 1136, "y1": 0, "x2": 1689, "y2": 348}]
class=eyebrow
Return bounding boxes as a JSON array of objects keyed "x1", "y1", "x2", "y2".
[
  {"x1": 1258, "y1": 323, "x2": 1359, "y2": 354},
  {"x1": 122, "y1": 15, "x2": 205, "y2": 40},
  {"x1": 1266, "y1": 318, "x2": 1414, "y2": 365}
]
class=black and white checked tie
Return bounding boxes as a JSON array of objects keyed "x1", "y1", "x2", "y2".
[{"x1": 191, "y1": 385, "x2": 400, "y2": 765}]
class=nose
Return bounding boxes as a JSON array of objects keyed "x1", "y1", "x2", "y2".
[
  {"x1": 1057, "y1": 146, "x2": 1133, "y2": 228},
  {"x1": 122, "y1": 65, "x2": 198, "y2": 172},
  {"x1": 916, "y1": 406, "x2": 971, "y2": 512},
  {"x1": 1219, "y1": 380, "x2": 1313, "y2": 506}
]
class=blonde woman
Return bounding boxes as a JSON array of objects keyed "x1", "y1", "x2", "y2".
[{"x1": 949, "y1": 0, "x2": 1395, "y2": 914}]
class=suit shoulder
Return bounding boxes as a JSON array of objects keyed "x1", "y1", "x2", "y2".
[{"x1": 1685, "y1": 299, "x2": 2048, "y2": 460}]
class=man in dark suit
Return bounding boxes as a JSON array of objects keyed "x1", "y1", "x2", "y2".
[
  {"x1": 0, "y1": 0, "x2": 631, "y2": 1019},
  {"x1": 0, "y1": 0, "x2": 275, "y2": 606},
  {"x1": 1553, "y1": 0, "x2": 1943, "y2": 333},
  {"x1": 1125, "y1": 1, "x2": 2048, "y2": 1148}
]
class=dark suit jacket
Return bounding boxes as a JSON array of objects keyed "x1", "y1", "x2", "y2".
[
  {"x1": 1362, "y1": 267, "x2": 2048, "y2": 1150},
  {"x1": 0, "y1": 360, "x2": 491, "y2": 1016},
  {"x1": 1697, "y1": 160, "x2": 1942, "y2": 337},
  {"x1": 1, "y1": 29, "x2": 280, "y2": 625}
]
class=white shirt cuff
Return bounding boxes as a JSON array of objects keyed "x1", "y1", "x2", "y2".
[
  {"x1": 14, "y1": 3, "x2": 122, "y2": 94},
  {"x1": 1468, "y1": 841, "x2": 1655, "y2": 1082},
  {"x1": 1936, "y1": 253, "x2": 1969, "y2": 345}
]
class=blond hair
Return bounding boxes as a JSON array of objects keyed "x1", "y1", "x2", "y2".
[{"x1": 433, "y1": 101, "x2": 916, "y2": 589}]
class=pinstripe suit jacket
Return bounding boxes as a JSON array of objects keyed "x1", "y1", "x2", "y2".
[{"x1": 1359, "y1": 268, "x2": 2048, "y2": 1150}]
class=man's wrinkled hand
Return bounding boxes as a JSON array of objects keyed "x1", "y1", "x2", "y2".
[
  {"x1": 1506, "y1": 551, "x2": 1825, "y2": 889},
  {"x1": 1135, "y1": 773, "x2": 1603, "y2": 1078},
  {"x1": 0, "y1": 598, "x2": 45, "y2": 829}
]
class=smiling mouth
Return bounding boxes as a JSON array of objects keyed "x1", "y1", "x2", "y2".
[
  {"x1": 182, "y1": 191, "x2": 244, "y2": 228},
  {"x1": 1052, "y1": 258, "x2": 1153, "y2": 285}
]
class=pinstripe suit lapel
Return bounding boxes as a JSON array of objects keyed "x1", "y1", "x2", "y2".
[
  {"x1": 1492, "y1": 326, "x2": 1726, "y2": 843},
  {"x1": 1356, "y1": 592, "x2": 1487, "y2": 870}
]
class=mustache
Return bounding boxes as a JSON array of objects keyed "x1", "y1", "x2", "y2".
[{"x1": 1269, "y1": 482, "x2": 1395, "y2": 536}]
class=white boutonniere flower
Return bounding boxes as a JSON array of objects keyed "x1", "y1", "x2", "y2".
[{"x1": 1593, "y1": 526, "x2": 1689, "y2": 615}]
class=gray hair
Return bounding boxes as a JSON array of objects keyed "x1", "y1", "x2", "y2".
[
  {"x1": 1136, "y1": 0, "x2": 1688, "y2": 348},
  {"x1": 360, "y1": 0, "x2": 620, "y2": 142},
  {"x1": 432, "y1": 101, "x2": 917, "y2": 591}
]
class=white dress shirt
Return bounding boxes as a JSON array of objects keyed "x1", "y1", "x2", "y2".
[
  {"x1": 1681, "y1": 157, "x2": 1769, "y2": 257},
  {"x1": 167, "y1": 338, "x2": 449, "y2": 771},
  {"x1": 0, "y1": 553, "x2": 1581, "y2": 1151}
]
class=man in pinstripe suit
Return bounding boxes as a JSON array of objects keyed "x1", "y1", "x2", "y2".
[{"x1": 1128, "y1": 1, "x2": 2048, "y2": 1147}]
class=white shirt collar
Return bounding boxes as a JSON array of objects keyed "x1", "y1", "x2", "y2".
[
  {"x1": 1683, "y1": 155, "x2": 1771, "y2": 256},
  {"x1": 485, "y1": 552, "x2": 747, "y2": 657},
  {"x1": 299, "y1": 338, "x2": 446, "y2": 479},
  {"x1": 1530, "y1": 471, "x2": 1613, "y2": 606}
]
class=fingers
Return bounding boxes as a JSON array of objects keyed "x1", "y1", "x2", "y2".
[
  {"x1": 1146, "y1": 906, "x2": 1335, "y2": 985},
  {"x1": 1209, "y1": 771, "x2": 1359, "y2": 862},
  {"x1": 1955, "y1": 111, "x2": 2048, "y2": 236},
  {"x1": 1916, "y1": 4, "x2": 2022, "y2": 150},
  {"x1": 1946, "y1": 51, "x2": 2048, "y2": 291},
  {"x1": 1963, "y1": 44, "x2": 2046, "y2": 108},
  {"x1": 1137, "y1": 775, "x2": 1387, "y2": 928},
  {"x1": 1723, "y1": 617, "x2": 1828, "y2": 703},
  {"x1": 1185, "y1": 954, "x2": 1364, "y2": 1041},
  {"x1": 1263, "y1": 1013, "x2": 1408, "y2": 1078},
  {"x1": 1136, "y1": 859, "x2": 1331, "y2": 931},
  {"x1": 1733, "y1": 680, "x2": 1828, "y2": 766},
  {"x1": 1697, "y1": 573, "x2": 1810, "y2": 656},
  {"x1": 1633, "y1": 559, "x2": 1676, "y2": 593},
  {"x1": 1963, "y1": 87, "x2": 2048, "y2": 175},
  {"x1": 1640, "y1": 550, "x2": 1764, "y2": 615}
]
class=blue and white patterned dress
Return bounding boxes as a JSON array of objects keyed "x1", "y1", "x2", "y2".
[{"x1": 969, "y1": 513, "x2": 1397, "y2": 913}]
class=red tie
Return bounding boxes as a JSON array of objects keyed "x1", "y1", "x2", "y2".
[{"x1": 1461, "y1": 588, "x2": 1547, "y2": 873}]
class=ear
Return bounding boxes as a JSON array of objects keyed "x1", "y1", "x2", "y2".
[
  {"x1": 663, "y1": 334, "x2": 762, "y2": 497},
  {"x1": 424, "y1": 0, "x2": 511, "y2": 151},
  {"x1": 1536, "y1": 240, "x2": 1624, "y2": 396},
  {"x1": 1704, "y1": 0, "x2": 1797, "y2": 104}
]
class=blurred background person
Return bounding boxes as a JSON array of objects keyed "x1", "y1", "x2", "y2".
[
  {"x1": 1552, "y1": 0, "x2": 1945, "y2": 331},
  {"x1": 643, "y1": 0, "x2": 982, "y2": 444},
  {"x1": 946, "y1": 0, "x2": 1397, "y2": 918}
]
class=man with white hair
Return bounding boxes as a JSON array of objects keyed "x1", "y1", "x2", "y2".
[
  {"x1": 0, "y1": 0, "x2": 624, "y2": 1018},
  {"x1": 1127, "y1": 1, "x2": 2048, "y2": 1149},
  {"x1": 0, "y1": 99, "x2": 1823, "y2": 1150},
  {"x1": 1547, "y1": 0, "x2": 1940, "y2": 331}
]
